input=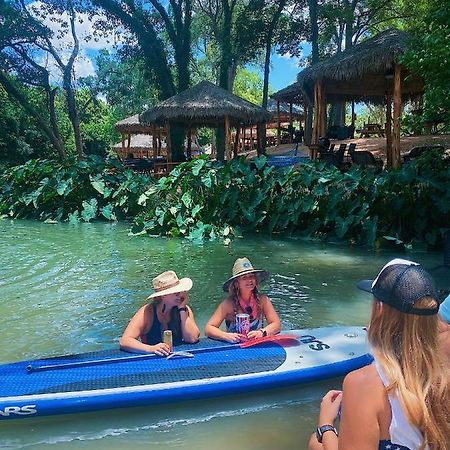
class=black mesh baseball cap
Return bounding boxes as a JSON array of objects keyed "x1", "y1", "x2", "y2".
[{"x1": 357, "y1": 258, "x2": 439, "y2": 316}]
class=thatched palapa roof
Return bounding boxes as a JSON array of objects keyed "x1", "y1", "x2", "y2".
[
  {"x1": 115, "y1": 114, "x2": 151, "y2": 134},
  {"x1": 140, "y1": 81, "x2": 272, "y2": 126},
  {"x1": 271, "y1": 81, "x2": 304, "y2": 104},
  {"x1": 274, "y1": 29, "x2": 423, "y2": 104},
  {"x1": 303, "y1": 29, "x2": 408, "y2": 83},
  {"x1": 266, "y1": 98, "x2": 303, "y2": 117}
]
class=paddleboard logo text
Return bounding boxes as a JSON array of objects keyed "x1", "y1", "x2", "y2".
[
  {"x1": 299, "y1": 335, "x2": 330, "y2": 351},
  {"x1": 0, "y1": 405, "x2": 37, "y2": 417}
]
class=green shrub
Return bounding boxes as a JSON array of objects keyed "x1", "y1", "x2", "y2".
[{"x1": 1, "y1": 150, "x2": 449, "y2": 249}]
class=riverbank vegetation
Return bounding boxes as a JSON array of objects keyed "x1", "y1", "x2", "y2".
[{"x1": 1, "y1": 148, "x2": 448, "y2": 249}]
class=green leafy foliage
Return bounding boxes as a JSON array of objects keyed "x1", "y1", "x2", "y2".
[
  {"x1": 0, "y1": 155, "x2": 150, "y2": 222},
  {"x1": 1, "y1": 150, "x2": 449, "y2": 248},
  {"x1": 132, "y1": 151, "x2": 450, "y2": 248},
  {"x1": 401, "y1": 0, "x2": 450, "y2": 131}
]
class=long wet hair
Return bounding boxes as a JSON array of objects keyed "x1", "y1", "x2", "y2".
[
  {"x1": 228, "y1": 277, "x2": 263, "y2": 320},
  {"x1": 368, "y1": 297, "x2": 450, "y2": 450}
]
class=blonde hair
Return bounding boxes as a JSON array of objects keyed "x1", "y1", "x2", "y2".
[
  {"x1": 368, "y1": 297, "x2": 450, "y2": 450},
  {"x1": 228, "y1": 277, "x2": 262, "y2": 319}
]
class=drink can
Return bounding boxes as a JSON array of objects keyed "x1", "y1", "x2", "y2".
[
  {"x1": 236, "y1": 313, "x2": 250, "y2": 335},
  {"x1": 163, "y1": 330, "x2": 173, "y2": 352}
]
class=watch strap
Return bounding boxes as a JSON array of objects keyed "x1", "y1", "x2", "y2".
[{"x1": 315, "y1": 424, "x2": 338, "y2": 443}]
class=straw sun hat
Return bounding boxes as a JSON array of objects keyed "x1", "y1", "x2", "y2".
[
  {"x1": 146, "y1": 270, "x2": 193, "y2": 300},
  {"x1": 222, "y1": 258, "x2": 269, "y2": 292}
]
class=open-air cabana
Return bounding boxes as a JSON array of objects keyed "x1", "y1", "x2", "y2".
[
  {"x1": 266, "y1": 98, "x2": 304, "y2": 145},
  {"x1": 139, "y1": 81, "x2": 272, "y2": 161},
  {"x1": 112, "y1": 134, "x2": 167, "y2": 159},
  {"x1": 274, "y1": 29, "x2": 424, "y2": 168},
  {"x1": 115, "y1": 114, "x2": 166, "y2": 159}
]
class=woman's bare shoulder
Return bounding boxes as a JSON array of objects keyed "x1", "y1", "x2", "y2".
[{"x1": 343, "y1": 364, "x2": 381, "y2": 392}]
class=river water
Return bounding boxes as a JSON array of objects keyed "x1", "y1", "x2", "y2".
[{"x1": 0, "y1": 219, "x2": 447, "y2": 449}]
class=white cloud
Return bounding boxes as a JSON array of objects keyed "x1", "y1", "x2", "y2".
[
  {"x1": 28, "y1": 1, "x2": 119, "y2": 52},
  {"x1": 27, "y1": 2, "x2": 127, "y2": 80}
]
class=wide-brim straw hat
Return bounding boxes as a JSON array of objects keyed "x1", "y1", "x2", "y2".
[
  {"x1": 146, "y1": 270, "x2": 193, "y2": 299},
  {"x1": 223, "y1": 257, "x2": 269, "y2": 292}
]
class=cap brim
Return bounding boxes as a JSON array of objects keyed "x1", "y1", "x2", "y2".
[
  {"x1": 222, "y1": 270, "x2": 269, "y2": 292},
  {"x1": 146, "y1": 277, "x2": 193, "y2": 300},
  {"x1": 356, "y1": 279, "x2": 373, "y2": 294}
]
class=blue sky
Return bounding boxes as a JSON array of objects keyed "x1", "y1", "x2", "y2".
[{"x1": 268, "y1": 43, "x2": 311, "y2": 92}]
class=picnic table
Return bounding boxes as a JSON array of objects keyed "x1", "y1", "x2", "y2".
[{"x1": 356, "y1": 123, "x2": 385, "y2": 138}]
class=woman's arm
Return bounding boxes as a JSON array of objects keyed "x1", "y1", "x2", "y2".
[
  {"x1": 178, "y1": 296, "x2": 200, "y2": 343},
  {"x1": 307, "y1": 365, "x2": 382, "y2": 450},
  {"x1": 119, "y1": 305, "x2": 170, "y2": 356},
  {"x1": 337, "y1": 366, "x2": 383, "y2": 450},
  {"x1": 204, "y1": 301, "x2": 246, "y2": 343},
  {"x1": 248, "y1": 295, "x2": 281, "y2": 339}
]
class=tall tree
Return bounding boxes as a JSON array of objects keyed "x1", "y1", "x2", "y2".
[
  {"x1": 0, "y1": 0, "x2": 67, "y2": 159},
  {"x1": 92, "y1": 0, "x2": 193, "y2": 160}
]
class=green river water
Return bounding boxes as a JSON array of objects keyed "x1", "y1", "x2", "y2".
[{"x1": 0, "y1": 219, "x2": 447, "y2": 450}]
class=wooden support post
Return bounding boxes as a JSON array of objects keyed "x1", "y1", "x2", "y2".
[
  {"x1": 289, "y1": 102, "x2": 293, "y2": 143},
  {"x1": 351, "y1": 101, "x2": 355, "y2": 137},
  {"x1": 127, "y1": 133, "x2": 131, "y2": 151},
  {"x1": 152, "y1": 125, "x2": 157, "y2": 158},
  {"x1": 187, "y1": 126, "x2": 192, "y2": 160},
  {"x1": 276, "y1": 100, "x2": 281, "y2": 145},
  {"x1": 392, "y1": 64, "x2": 402, "y2": 169},
  {"x1": 166, "y1": 122, "x2": 172, "y2": 163},
  {"x1": 386, "y1": 92, "x2": 392, "y2": 167},
  {"x1": 250, "y1": 127, "x2": 254, "y2": 150},
  {"x1": 312, "y1": 80, "x2": 326, "y2": 151},
  {"x1": 121, "y1": 133, "x2": 125, "y2": 150},
  {"x1": 234, "y1": 126, "x2": 241, "y2": 158},
  {"x1": 224, "y1": 116, "x2": 231, "y2": 160},
  {"x1": 319, "y1": 83, "x2": 326, "y2": 139}
]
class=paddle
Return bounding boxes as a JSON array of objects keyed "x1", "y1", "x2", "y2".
[{"x1": 26, "y1": 334, "x2": 297, "y2": 373}]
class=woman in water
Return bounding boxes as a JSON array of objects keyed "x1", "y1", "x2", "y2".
[
  {"x1": 205, "y1": 257, "x2": 281, "y2": 343},
  {"x1": 120, "y1": 270, "x2": 200, "y2": 356},
  {"x1": 308, "y1": 259, "x2": 450, "y2": 450}
]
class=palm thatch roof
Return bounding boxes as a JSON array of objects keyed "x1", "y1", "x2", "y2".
[
  {"x1": 140, "y1": 81, "x2": 272, "y2": 126},
  {"x1": 115, "y1": 114, "x2": 151, "y2": 134},
  {"x1": 271, "y1": 81, "x2": 304, "y2": 104},
  {"x1": 266, "y1": 98, "x2": 304, "y2": 118},
  {"x1": 303, "y1": 29, "x2": 408, "y2": 83},
  {"x1": 274, "y1": 29, "x2": 423, "y2": 104}
]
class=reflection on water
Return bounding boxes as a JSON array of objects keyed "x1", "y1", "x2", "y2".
[{"x1": 0, "y1": 219, "x2": 447, "y2": 449}]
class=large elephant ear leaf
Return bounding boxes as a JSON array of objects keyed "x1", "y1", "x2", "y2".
[
  {"x1": 81, "y1": 198, "x2": 98, "y2": 222},
  {"x1": 254, "y1": 155, "x2": 267, "y2": 170}
]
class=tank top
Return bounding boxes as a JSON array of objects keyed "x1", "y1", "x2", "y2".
[
  {"x1": 141, "y1": 304, "x2": 182, "y2": 346},
  {"x1": 374, "y1": 359, "x2": 428, "y2": 450}
]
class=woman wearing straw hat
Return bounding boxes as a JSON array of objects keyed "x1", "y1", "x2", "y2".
[
  {"x1": 205, "y1": 258, "x2": 281, "y2": 343},
  {"x1": 308, "y1": 259, "x2": 450, "y2": 450},
  {"x1": 120, "y1": 271, "x2": 200, "y2": 356}
]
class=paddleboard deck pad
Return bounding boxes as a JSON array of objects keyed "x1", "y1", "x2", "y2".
[{"x1": 0, "y1": 326, "x2": 372, "y2": 420}]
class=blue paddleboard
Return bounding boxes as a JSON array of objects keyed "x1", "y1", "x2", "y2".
[{"x1": 0, "y1": 326, "x2": 372, "y2": 420}]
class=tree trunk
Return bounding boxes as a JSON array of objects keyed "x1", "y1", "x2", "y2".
[
  {"x1": 262, "y1": 0, "x2": 287, "y2": 109},
  {"x1": 0, "y1": 71, "x2": 66, "y2": 160},
  {"x1": 392, "y1": 64, "x2": 402, "y2": 169},
  {"x1": 219, "y1": 1, "x2": 233, "y2": 90},
  {"x1": 305, "y1": 0, "x2": 319, "y2": 145}
]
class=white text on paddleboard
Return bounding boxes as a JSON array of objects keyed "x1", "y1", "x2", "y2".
[{"x1": 0, "y1": 405, "x2": 37, "y2": 417}]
